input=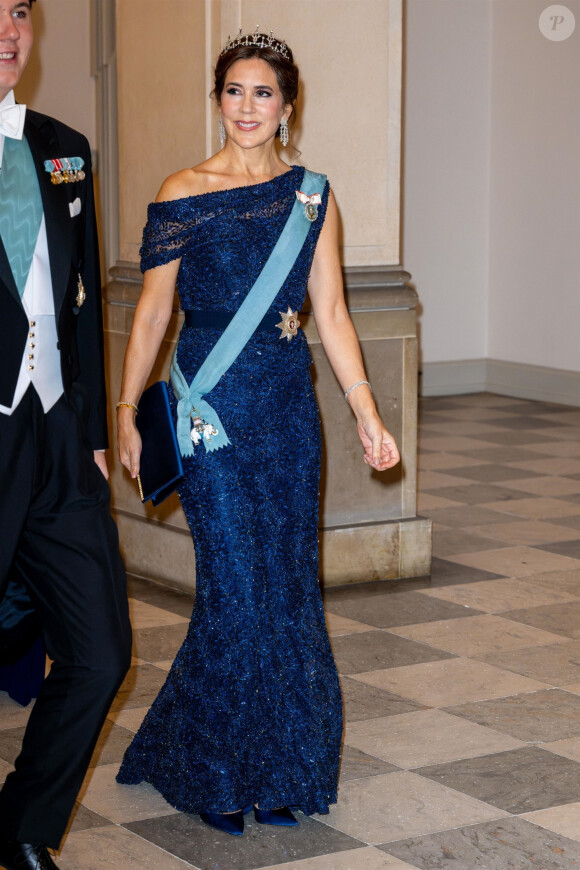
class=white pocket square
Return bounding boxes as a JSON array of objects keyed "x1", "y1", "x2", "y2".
[{"x1": 69, "y1": 197, "x2": 82, "y2": 218}]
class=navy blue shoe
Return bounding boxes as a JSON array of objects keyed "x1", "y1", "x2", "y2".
[
  {"x1": 253, "y1": 806, "x2": 298, "y2": 826},
  {"x1": 199, "y1": 809, "x2": 244, "y2": 835}
]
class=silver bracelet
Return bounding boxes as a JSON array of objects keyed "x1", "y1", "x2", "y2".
[{"x1": 344, "y1": 380, "x2": 372, "y2": 402}]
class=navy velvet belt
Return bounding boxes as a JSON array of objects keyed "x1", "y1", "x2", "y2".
[{"x1": 183, "y1": 309, "x2": 281, "y2": 331}]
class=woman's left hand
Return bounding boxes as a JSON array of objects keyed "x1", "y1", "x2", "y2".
[{"x1": 357, "y1": 416, "x2": 400, "y2": 471}]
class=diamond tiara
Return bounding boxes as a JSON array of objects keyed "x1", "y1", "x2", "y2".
[{"x1": 220, "y1": 27, "x2": 290, "y2": 60}]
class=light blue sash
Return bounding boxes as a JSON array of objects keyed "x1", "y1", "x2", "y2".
[
  {"x1": 170, "y1": 168, "x2": 326, "y2": 457},
  {"x1": 0, "y1": 137, "x2": 43, "y2": 298}
]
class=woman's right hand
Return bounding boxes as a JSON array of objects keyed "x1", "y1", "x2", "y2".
[{"x1": 117, "y1": 408, "x2": 142, "y2": 478}]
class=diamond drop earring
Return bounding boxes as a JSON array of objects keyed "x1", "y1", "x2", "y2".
[
  {"x1": 279, "y1": 118, "x2": 289, "y2": 148},
  {"x1": 219, "y1": 115, "x2": 226, "y2": 148}
]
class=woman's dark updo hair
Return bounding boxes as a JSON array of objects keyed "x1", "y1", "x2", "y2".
[{"x1": 213, "y1": 35, "x2": 299, "y2": 136}]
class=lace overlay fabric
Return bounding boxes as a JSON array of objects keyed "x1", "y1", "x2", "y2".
[{"x1": 117, "y1": 165, "x2": 342, "y2": 815}]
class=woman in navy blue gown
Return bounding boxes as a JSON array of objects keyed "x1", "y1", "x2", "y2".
[{"x1": 116, "y1": 32, "x2": 399, "y2": 836}]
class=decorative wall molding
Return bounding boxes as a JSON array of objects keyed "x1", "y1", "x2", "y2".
[{"x1": 421, "y1": 358, "x2": 580, "y2": 407}]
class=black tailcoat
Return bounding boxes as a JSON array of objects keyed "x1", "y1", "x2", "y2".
[{"x1": 0, "y1": 109, "x2": 107, "y2": 448}]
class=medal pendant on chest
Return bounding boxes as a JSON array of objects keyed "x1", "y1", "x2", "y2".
[{"x1": 190, "y1": 412, "x2": 219, "y2": 448}]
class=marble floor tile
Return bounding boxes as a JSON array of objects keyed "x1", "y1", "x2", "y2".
[
  {"x1": 482, "y1": 495, "x2": 580, "y2": 518},
  {"x1": 484, "y1": 415, "x2": 566, "y2": 431},
  {"x1": 325, "y1": 591, "x2": 482, "y2": 629},
  {"x1": 344, "y1": 709, "x2": 524, "y2": 768},
  {"x1": 324, "y1": 577, "x2": 432, "y2": 604},
  {"x1": 0, "y1": 726, "x2": 24, "y2": 764},
  {"x1": 128, "y1": 598, "x2": 190, "y2": 630},
  {"x1": 387, "y1": 614, "x2": 566, "y2": 657},
  {"x1": 497, "y1": 476, "x2": 580, "y2": 496},
  {"x1": 539, "y1": 539, "x2": 580, "y2": 559},
  {"x1": 536, "y1": 410, "x2": 580, "y2": 425},
  {"x1": 501, "y1": 599, "x2": 580, "y2": 638},
  {"x1": 445, "y1": 688, "x2": 580, "y2": 741},
  {"x1": 107, "y1": 705, "x2": 149, "y2": 733},
  {"x1": 425, "y1": 483, "x2": 528, "y2": 505},
  {"x1": 108, "y1": 664, "x2": 168, "y2": 712},
  {"x1": 443, "y1": 464, "x2": 545, "y2": 483},
  {"x1": 382, "y1": 816, "x2": 580, "y2": 870},
  {"x1": 544, "y1": 736, "x2": 580, "y2": 763},
  {"x1": 153, "y1": 660, "x2": 173, "y2": 671},
  {"x1": 418, "y1": 575, "x2": 578, "y2": 612},
  {"x1": 467, "y1": 429, "x2": 561, "y2": 446},
  {"x1": 444, "y1": 545, "x2": 580, "y2": 577},
  {"x1": 527, "y1": 426, "x2": 580, "y2": 441},
  {"x1": 467, "y1": 520, "x2": 580, "y2": 546},
  {"x1": 458, "y1": 445, "x2": 552, "y2": 462},
  {"x1": 423, "y1": 405, "x2": 518, "y2": 421},
  {"x1": 565, "y1": 682, "x2": 580, "y2": 694},
  {"x1": 524, "y1": 567, "x2": 580, "y2": 596},
  {"x1": 65, "y1": 804, "x2": 111, "y2": 835},
  {"x1": 339, "y1": 747, "x2": 400, "y2": 782},
  {"x1": 330, "y1": 631, "x2": 455, "y2": 676},
  {"x1": 426, "y1": 504, "x2": 520, "y2": 527},
  {"x1": 0, "y1": 757, "x2": 14, "y2": 783},
  {"x1": 89, "y1": 720, "x2": 136, "y2": 767},
  {"x1": 417, "y1": 745, "x2": 580, "y2": 814},
  {"x1": 77, "y1": 763, "x2": 179, "y2": 824},
  {"x1": 525, "y1": 440, "x2": 580, "y2": 457},
  {"x1": 416, "y1": 435, "x2": 499, "y2": 453},
  {"x1": 126, "y1": 812, "x2": 363, "y2": 870},
  {"x1": 255, "y1": 846, "x2": 416, "y2": 869},
  {"x1": 431, "y1": 529, "x2": 507, "y2": 557},
  {"x1": 59, "y1": 825, "x2": 194, "y2": 869},
  {"x1": 521, "y1": 802, "x2": 580, "y2": 844},
  {"x1": 319, "y1": 771, "x2": 507, "y2": 844},
  {"x1": 417, "y1": 493, "x2": 465, "y2": 512},
  {"x1": 325, "y1": 613, "x2": 375, "y2": 636},
  {"x1": 127, "y1": 575, "x2": 194, "y2": 618},
  {"x1": 416, "y1": 470, "x2": 476, "y2": 489},
  {"x1": 132, "y1": 623, "x2": 189, "y2": 662},
  {"x1": 340, "y1": 676, "x2": 426, "y2": 722},
  {"x1": 426, "y1": 557, "x2": 505, "y2": 587},
  {"x1": 418, "y1": 421, "x2": 507, "y2": 436},
  {"x1": 0, "y1": 694, "x2": 33, "y2": 731},
  {"x1": 479, "y1": 639, "x2": 580, "y2": 685},
  {"x1": 350, "y1": 657, "x2": 548, "y2": 707},
  {"x1": 549, "y1": 515, "x2": 580, "y2": 530},
  {"x1": 418, "y1": 453, "x2": 487, "y2": 471},
  {"x1": 507, "y1": 457, "x2": 580, "y2": 476}
]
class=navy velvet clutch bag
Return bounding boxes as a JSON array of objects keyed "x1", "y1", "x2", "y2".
[{"x1": 136, "y1": 381, "x2": 184, "y2": 506}]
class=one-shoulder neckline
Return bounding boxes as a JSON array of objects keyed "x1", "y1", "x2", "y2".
[{"x1": 153, "y1": 165, "x2": 302, "y2": 208}]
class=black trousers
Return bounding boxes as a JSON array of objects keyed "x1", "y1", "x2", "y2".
[{"x1": 0, "y1": 386, "x2": 132, "y2": 847}]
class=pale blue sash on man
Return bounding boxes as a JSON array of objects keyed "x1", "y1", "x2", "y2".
[
  {"x1": 0, "y1": 136, "x2": 43, "y2": 297},
  {"x1": 170, "y1": 168, "x2": 326, "y2": 457}
]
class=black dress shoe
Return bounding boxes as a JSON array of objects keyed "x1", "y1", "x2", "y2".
[{"x1": 0, "y1": 841, "x2": 59, "y2": 870}]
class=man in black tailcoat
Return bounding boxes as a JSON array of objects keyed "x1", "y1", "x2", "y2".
[{"x1": 0, "y1": 2, "x2": 132, "y2": 867}]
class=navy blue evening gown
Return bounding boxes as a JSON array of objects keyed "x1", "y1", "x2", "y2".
[{"x1": 117, "y1": 166, "x2": 342, "y2": 816}]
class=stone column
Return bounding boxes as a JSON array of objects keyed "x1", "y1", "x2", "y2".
[{"x1": 107, "y1": 0, "x2": 431, "y2": 591}]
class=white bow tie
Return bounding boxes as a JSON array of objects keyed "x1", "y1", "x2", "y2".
[{"x1": 0, "y1": 103, "x2": 26, "y2": 140}]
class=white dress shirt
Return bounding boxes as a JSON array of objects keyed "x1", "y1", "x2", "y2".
[{"x1": 0, "y1": 90, "x2": 64, "y2": 416}]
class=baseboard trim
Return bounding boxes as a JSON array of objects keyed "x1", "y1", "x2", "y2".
[{"x1": 421, "y1": 359, "x2": 580, "y2": 407}]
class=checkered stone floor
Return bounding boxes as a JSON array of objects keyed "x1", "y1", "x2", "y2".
[{"x1": 1, "y1": 392, "x2": 580, "y2": 869}]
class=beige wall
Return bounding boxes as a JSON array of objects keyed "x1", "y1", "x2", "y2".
[
  {"x1": 117, "y1": 0, "x2": 207, "y2": 262},
  {"x1": 16, "y1": 0, "x2": 96, "y2": 147},
  {"x1": 116, "y1": 0, "x2": 402, "y2": 266},
  {"x1": 404, "y1": 0, "x2": 580, "y2": 381}
]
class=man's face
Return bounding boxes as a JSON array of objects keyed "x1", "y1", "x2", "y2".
[{"x1": 0, "y1": 1, "x2": 33, "y2": 102}]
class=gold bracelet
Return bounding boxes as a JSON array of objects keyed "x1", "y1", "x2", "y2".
[{"x1": 116, "y1": 401, "x2": 139, "y2": 414}]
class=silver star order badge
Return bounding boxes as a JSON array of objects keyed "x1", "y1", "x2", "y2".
[{"x1": 276, "y1": 307, "x2": 300, "y2": 341}]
